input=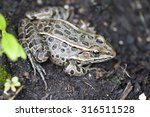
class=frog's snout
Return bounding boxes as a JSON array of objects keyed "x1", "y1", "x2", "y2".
[
  {"x1": 110, "y1": 48, "x2": 116, "y2": 58},
  {"x1": 100, "y1": 45, "x2": 116, "y2": 59}
]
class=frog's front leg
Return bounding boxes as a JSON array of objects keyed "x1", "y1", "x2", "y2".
[
  {"x1": 25, "y1": 6, "x2": 73, "y2": 20},
  {"x1": 64, "y1": 60, "x2": 88, "y2": 76}
]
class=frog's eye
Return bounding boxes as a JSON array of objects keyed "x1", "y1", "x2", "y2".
[{"x1": 92, "y1": 49, "x2": 100, "y2": 57}]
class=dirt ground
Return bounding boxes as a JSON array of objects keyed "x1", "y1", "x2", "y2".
[{"x1": 0, "y1": 0, "x2": 149, "y2": 100}]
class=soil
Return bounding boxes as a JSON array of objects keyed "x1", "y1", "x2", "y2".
[{"x1": 0, "y1": 0, "x2": 149, "y2": 100}]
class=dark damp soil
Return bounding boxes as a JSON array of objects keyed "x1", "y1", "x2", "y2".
[{"x1": 0, "y1": 0, "x2": 149, "y2": 100}]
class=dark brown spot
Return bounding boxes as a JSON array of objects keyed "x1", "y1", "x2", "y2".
[
  {"x1": 55, "y1": 24, "x2": 61, "y2": 28},
  {"x1": 61, "y1": 58, "x2": 65, "y2": 61},
  {"x1": 82, "y1": 41, "x2": 89, "y2": 46},
  {"x1": 81, "y1": 35, "x2": 85, "y2": 38},
  {"x1": 64, "y1": 24, "x2": 70, "y2": 29},
  {"x1": 71, "y1": 47, "x2": 78, "y2": 51},
  {"x1": 48, "y1": 37, "x2": 54, "y2": 42},
  {"x1": 64, "y1": 30, "x2": 71, "y2": 35},
  {"x1": 21, "y1": 43, "x2": 27, "y2": 48},
  {"x1": 70, "y1": 70, "x2": 74, "y2": 75},
  {"x1": 52, "y1": 11, "x2": 56, "y2": 18},
  {"x1": 88, "y1": 35, "x2": 94, "y2": 39},
  {"x1": 62, "y1": 42, "x2": 68, "y2": 47},
  {"x1": 51, "y1": 55, "x2": 54, "y2": 58},
  {"x1": 61, "y1": 48, "x2": 65, "y2": 52},
  {"x1": 28, "y1": 42, "x2": 33, "y2": 48},
  {"x1": 76, "y1": 66, "x2": 81, "y2": 72},
  {"x1": 25, "y1": 30, "x2": 34, "y2": 38},
  {"x1": 26, "y1": 26, "x2": 34, "y2": 33},
  {"x1": 37, "y1": 23, "x2": 43, "y2": 29},
  {"x1": 59, "y1": 62, "x2": 63, "y2": 65},
  {"x1": 44, "y1": 26, "x2": 51, "y2": 32},
  {"x1": 69, "y1": 37, "x2": 78, "y2": 42},
  {"x1": 56, "y1": 55, "x2": 59, "y2": 58},
  {"x1": 48, "y1": 22, "x2": 52, "y2": 26},
  {"x1": 25, "y1": 23, "x2": 32, "y2": 30},
  {"x1": 82, "y1": 68, "x2": 86, "y2": 73},
  {"x1": 54, "y1": 30, "x2": 63, "y2": 35},
  {"x1": 52, "y1": 44, "x2": 57, "y2": 50}
]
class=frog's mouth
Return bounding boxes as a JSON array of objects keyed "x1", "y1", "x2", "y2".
[
  {"x1": 81, "y1": 57, "x2": 114, "y2": 65},
  {"x1": 74, "y1": 55, "x2": 115, "y2": 66}
]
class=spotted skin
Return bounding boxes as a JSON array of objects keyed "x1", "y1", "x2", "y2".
[{"x1": 18, "y1": 7, "x2": 116, "y2": 88}]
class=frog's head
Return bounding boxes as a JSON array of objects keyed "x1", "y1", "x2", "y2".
[{"x1": 77, "y1": 35, "x2": 116, "y2": 65}]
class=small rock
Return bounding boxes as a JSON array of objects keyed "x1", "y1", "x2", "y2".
[
  {"x1": 146, "y1": 36, "x2": 150, "y2": 42},
  {"x1": 119, "y1": 40, "x2": 124, "y2": 45},
  {"x1": 37, "y1": 0, "x2": 43, "y2": 5},
  {"x1": 23, "y1": 71, "x2": 30, "y2": 79}
]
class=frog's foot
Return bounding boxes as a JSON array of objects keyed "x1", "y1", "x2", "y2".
[
  {"x1": 71, "y1": 19, "x2": 96, "y2": 34},
  {"x1": 25, "y1": 6, "x2": 73, "y2": 20},
  {"x1": 80, "y1": 20, "x2": 96, "y2": 34},
  {"x1": 28, "y1": 54, "x2": 48, "y2": 90},
  {"x1": 64, "y1": 61, "x2": 88, "y2": 76}
]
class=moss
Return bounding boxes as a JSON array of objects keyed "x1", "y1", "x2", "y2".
[{"x1": 0, "y1": 65, "x2": 11, "y2": 88}]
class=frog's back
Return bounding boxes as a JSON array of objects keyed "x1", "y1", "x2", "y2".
[
  {"x1": 33, "y1": 19, "x2": 98, "y2": 48},
  {"x1": 30, "y1": 19, "x2": 99, "y2": 65}
]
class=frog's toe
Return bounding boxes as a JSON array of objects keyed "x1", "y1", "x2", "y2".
[
  {"x1": 35, "y1": 64, "x2": 47, "y2": 89},
  {"x1": 36, "y1": 64, "x2": 46, "y2": 75},
  {"x1": 74, "y1": 20, "x2": 96, "y2": 34},
  {"x1": 27, "y1": 54, "x2": 47, "y2": 89}
]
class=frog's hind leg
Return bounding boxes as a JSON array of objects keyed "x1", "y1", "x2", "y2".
[
  {"x1": 25, "y1": 6, "x2": 74, "y2": 20},
  {"x1": 72, "y1": 20, "x2": 96, "y2": 34},
  {"x1": 27, "y1": 53, "x2": 48, "y2": 89},
  {"x1": 18, "y1": 18, "x2": 49, "y2": 89},
  {"x1": 79, "y1": 20, "x2": 96, "y2": 34},
  {"x1": 64, "y1": 61, "x2": 88, "y2": 76}
]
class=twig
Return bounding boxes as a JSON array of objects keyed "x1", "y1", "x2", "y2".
[
  {"x1": 83, "y1": 80, "x2": 95, "y2": 90},
  {"x1": 9, "y1": 86, "x2": 24, "y2": 100},
  {"x1": 120, "y1": 81, "x2": 133, "y2": 100}
]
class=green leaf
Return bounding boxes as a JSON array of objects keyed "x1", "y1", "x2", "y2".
[
  {"x1": 2, "y1": 32, "x2": 21, "y2": 61},
  {"x1": 18, "y1": 44, "x2": 27, "y2": 60},
  {"x1": 4, "y1": 79, "x2": 11, "y2": 92},
  {"x1": 0, "y1": 50, "x2": 4, "y2": 56},
  {"x1": 0, "y1": 13, "x2": 7, "y2": 31},
  {"x1": 11, "y1": 85, "x2": 16, "y2": 92},
  {"x1": 12, "y1": 76, "x2": 19, "y2": 83},
  {"x1": 1, "y1": 32, "x2": 27, "y2": 61}
]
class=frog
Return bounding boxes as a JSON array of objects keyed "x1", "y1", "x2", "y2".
[{"x1": 18, "y1": 6, "x2": 116, "y2": 89}]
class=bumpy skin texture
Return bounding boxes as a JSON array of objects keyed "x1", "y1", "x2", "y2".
[{"x1": 18, "y1": 7, "x2": 116, "y2": 88}]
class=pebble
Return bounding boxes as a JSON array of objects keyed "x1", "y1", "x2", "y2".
[
  {"x1": 119, "y1": 40, "x2": 124, "y2": 45},
  {"x1": 37, "y1": 0, "x2": 43, "y2": 5},
  {"x1": 139, "y1": 93, "x2": 146, "y2": 100}
]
